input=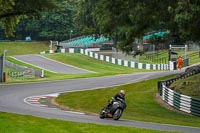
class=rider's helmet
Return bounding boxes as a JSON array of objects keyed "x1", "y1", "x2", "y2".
[{"x1": 120, "y1": 90, "x2": 125, "y2": 97}]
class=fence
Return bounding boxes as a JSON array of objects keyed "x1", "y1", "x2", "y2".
[
  {"x1": 60, "y1": 48, "x2": 191, "y2": 71},
  {"x1": 161, "y1": 86, "x2": 200, "y2": 116},
  {"x1": 60, "y1": 48, "x2": 169, "y2": 70},
  {"x1": 145, "y1": 56, "x2": 168, "y2": 64},
  {"x1": 7, "y1": 70, "x2": 35, "y2": 80},
  {"x1": 157, "y1": 64, "x2": 200, "y2": 116},
  {"x1": 5, "y1": 60, "x2": 44, "y2": 79},
  {"x1": 81, "y1": 48, "x2": 170, "y2": 70}
]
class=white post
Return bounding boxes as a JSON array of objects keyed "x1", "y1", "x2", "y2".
[
  {"x1": 50, "y1": 40, "x2": 52, "y2": 50},
  {"x1": 185, "y1": 45, "x2": 187, "y2": 58},
  {"x1": 168, "y1": 44, "x2": 172, "y2": 70},
  {"x1": 41, "y1": 70, "x2": 44, "y2": 78}
]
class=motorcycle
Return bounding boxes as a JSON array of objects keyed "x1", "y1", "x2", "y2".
[{"x1": 99, "y1": 99, "x2": 126, "y2": 120}]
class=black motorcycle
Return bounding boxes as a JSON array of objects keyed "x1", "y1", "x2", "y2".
[{"x1": 99, "y1": 99, "x2": 126, "y2": 120}]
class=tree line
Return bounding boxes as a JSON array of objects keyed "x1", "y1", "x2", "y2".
[{"x1": 0, "y1": 0, "x2": 200, "y2": 53}]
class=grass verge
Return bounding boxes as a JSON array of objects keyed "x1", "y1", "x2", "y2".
[
  {"x1": 0, "y1": 112, "x2": 178, "y2": 133},
  {"x1": 1, "y1": 41, "x2": 200, "y2": 131},
  {"x1": 5, "y1": 53, "x2": 151, "y2": 83},
  {"x1": 170, "y1": 73, "x2": 200, "y2": 98},
  {"x1": 55, "y1": 75, "x2": 200, "y2": 128},
  {"x1": 0, "y1": 41, "x2": 49, "y2": 56}
]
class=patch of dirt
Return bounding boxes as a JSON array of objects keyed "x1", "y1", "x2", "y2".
[
  {"x1": 39, "y1": 96, "x2": 58, "y2": 108},
  {"x1": 51, "y1": 98, "x2": 71, "y2": 110}
]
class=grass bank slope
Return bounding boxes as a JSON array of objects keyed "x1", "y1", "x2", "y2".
[
  {"x1": 0, "y1": 41, "x2": 49, "y2": 56},
  {"x1": 56, "y1": 75, "x2": 200, "y2": 128},
  {"x1": 170, "y1": 73, "x2": 200, "y2": 98}
]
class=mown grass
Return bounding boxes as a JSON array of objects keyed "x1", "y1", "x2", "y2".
[
  {"x1": 1, "y1": 41, "x2": 200, "y2": 132},
  {"x1": 45, "y1": 53, "x2": 149, "y2": 74},
  {"x1": 0, "y1": 112, "x2": 178, "y2": 133},
  {"x1": 170, "y1": 73, "x2": 200, "y2": 98},
  {"x1": 56, "y1": 75, "x2": 200, "y2": 128},
  {"x1": 5, "y1": 53, "x2": 150, "y2": 83},
  {"x1": 1, "y1": 41, "x2": 151, "y2": 83},
  {"x1": 0, "y1": 41, "x2": 49, "y2": 56}
]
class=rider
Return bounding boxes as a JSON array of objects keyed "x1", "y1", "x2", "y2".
[{"x1": 106, "y1": 90, "x2": 126, "y2": 109}]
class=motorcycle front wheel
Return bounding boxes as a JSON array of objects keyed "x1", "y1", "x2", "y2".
[
  {"x1": 113, "y1": 108, "x2": 123, "y2": 120},
  {"x1": 99, "y1": 109, "x2": 105, "y2": 119}
]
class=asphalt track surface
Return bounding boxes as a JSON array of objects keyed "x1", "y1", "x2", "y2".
[
  {"x1": 1, "y1": 55, "x2": 200, "y2": 133},
  {"x1": 13, "y1": 54, "x2": 92, "y2": 74}
]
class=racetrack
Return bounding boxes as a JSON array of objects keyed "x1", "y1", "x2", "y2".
[
  {"x1": 1, "y1": 55, "x2": 200, "y2": 133},
  {"x1": 12, "y1": 54, "x2": 92, "y2": 74}
]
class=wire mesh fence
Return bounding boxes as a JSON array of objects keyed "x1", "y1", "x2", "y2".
[
  {"x1": 7, "y1": 70, "x2": 35, "y2": 80},
  {"x1": 5, "y1": 60, "x2": 44, "y2": 80}
]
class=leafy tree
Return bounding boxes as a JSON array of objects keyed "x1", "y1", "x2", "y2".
[
  {"x1": 38, "y1": 3, "x2": 76, "y2": 41},
  {"x1": 1, "y1": 0, "x2": 78, "y2": 41},
  {"x1": 171, "y1": 0, "x2": 200, "y2": 41},
  {"x1": 38, "y1": 0, "x2": 78, "y2": 41},
  {"x1": 74, "y1": 0, "x2": 99, "y2": 35},
  {"x1": 75, "y1": 0, "x2": 175, "y2": 53},
  {"x1": 169, "y1": 0, "x2": 200, "y2": 57},
  {"x1": 0, "y1": 0, "x2": 56, "y2": 36}
]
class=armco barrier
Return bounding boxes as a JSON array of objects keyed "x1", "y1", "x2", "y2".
[
  {"x1": 158, "y1": 64, "x2": 200, "y2": 116},
  {"x1": 161, "y1": 85, "x2": 200, "y2": 116}
]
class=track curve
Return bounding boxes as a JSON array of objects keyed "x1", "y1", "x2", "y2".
[
  {"x1": 1, "y1": 71, "x2": 200, "y2": 133},
  {"x1": 12, "y1": 54, "x2": 92, "y2": 74}
]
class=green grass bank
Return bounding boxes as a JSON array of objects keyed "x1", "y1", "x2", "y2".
[{"x1": 56, "y1": 75, "x2": 200, "y2": 128}]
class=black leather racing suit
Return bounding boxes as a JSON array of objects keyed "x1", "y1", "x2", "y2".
[{"x1": 106, "y1": 93, "x2": 125, "y2": 109}]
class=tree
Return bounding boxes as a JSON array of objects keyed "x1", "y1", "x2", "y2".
[
  {"x1": 0, "y1": 0, "x2": 56, "y2": 36},
  {"x1": 1, "y1": 0, "x2": 79, "y2": 41},
  {"x1": 75, "y1": 0, "x2": 174, "y2": 54},
  {"x1": 74, "y1": 0, "x2": 99, "y2": 35},
  {"x1": 169, "y1": 0, "x2": 200, "y2": 57},
  {"x1": 172, "y1": 0, "x2": 200, "y2": 41},
  {"x1": 38, "y1": 0, "x2": 76, "y2": 41}
]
